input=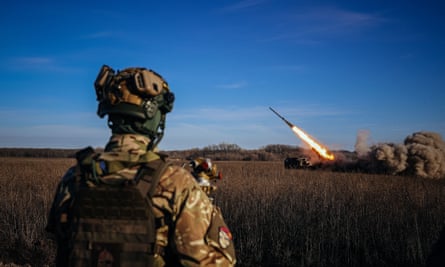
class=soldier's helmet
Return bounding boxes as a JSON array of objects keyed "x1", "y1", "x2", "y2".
[
  {"x1": 94, "y1": 65, "x2": 175, "y2": 149},
  {"x1": 190, "y1": 158, "x2": 222, "y2": 181}
]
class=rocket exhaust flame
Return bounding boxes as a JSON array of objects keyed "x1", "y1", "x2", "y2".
[
  {"x1": 270, "y1": 107, "x2": 335, "y2": 161},
  {"x1": 290, "y1": 125, "x2": 335, "y2": 160}
]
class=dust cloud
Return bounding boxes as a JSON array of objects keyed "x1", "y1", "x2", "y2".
[
  {"x1": 363, "y1": 131, "x2": 445, "y2": 179},
  {"x1": 354, "y1": 130, "x2": 370, "y2": 158}
]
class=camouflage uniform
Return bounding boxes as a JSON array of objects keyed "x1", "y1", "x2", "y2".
[{"x1": 46, "y1": 134, "x2": 236, "y2": 266}]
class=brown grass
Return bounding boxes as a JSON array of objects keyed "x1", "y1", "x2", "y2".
[
  {"x1": 0, "y1": 158, "x2": 444, "y2": 266},
  {"x1": 0, "y1": 158, "x2": 74, "y2": 266}
]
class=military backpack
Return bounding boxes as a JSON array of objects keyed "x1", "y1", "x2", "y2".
[{"x1": 68, "y1": 147, "x2": 169, "y2": 267}]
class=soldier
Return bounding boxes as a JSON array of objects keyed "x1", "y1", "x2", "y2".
[
  {"x1": 45, "y1": 65, "x2": 236, "y2": 266},
  {"x1": 189, "y1": 157, "x2": 222, "y2": 201}
]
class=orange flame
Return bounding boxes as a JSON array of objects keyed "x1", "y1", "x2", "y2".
[{"x1": 291, "y1": 125, "x2": 335, "y2": 160}]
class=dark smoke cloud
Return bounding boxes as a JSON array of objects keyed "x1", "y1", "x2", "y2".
[
  {"x1": 367, "y1": 132, "x2": 445, "y2": 179},
  {"x1": 370, "y1": 143, "x2": 408, "y2": 174}
]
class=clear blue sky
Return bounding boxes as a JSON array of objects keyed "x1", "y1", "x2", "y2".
[{"x1": 0, "y1": 0, "x2": 444, "y2": 151}]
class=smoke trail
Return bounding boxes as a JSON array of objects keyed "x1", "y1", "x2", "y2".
[{"x1": 368, "y1": 132, "x2": 445, "y2": 179}]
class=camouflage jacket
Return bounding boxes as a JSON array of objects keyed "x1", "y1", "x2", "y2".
[{"x1": 46, "y1": 134, "x2": 236, "y2": 266}]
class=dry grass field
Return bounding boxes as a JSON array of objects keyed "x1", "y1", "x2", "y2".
[{"x1": 0, "y1": 157, "x2": 444, "y2": 266}]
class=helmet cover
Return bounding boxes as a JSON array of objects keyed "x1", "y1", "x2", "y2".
[{"x1": 94, "y1": 65, "x2": 175, "y2": 148}]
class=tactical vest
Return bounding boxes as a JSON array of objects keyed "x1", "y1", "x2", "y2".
[{"x1": 69, "y1": 147, "x2": 169, "y2": 267}]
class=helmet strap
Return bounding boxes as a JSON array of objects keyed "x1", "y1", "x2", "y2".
[{"x1": 147, "y1": 114, "x2": 166, "y2": 150}]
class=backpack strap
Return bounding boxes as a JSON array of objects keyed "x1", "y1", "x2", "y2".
[
  {"x1": 133, "y1": 158, "x2": 170, "y2": 259},
  {"x1": 135, "y1": 158, "x2": 170, "y2": 198},
  {"x1": 74, "y1": 146, "x2": 100, "y2": 183}
]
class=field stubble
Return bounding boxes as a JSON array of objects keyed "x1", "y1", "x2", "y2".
[
  {"x1": 0, "y1": 158, "x2": 444, "y2": 266},
  {"x1": 0, "y1": 158, "x2": 74, "y2": 266},
  {"x1": 215, "y1": 161, "x2": 445, "y2": 267}
]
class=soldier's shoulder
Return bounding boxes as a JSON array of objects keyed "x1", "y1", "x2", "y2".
[{"x1": 159, "y1": 164, "x2": 197, "y2": 189}]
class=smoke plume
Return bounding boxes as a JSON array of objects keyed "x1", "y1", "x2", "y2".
[
  {"x1": 367, "y1": 132, "x2": 445, "y2": 179},
  {"x1": 355, "y1": 130, "x2": 370, "y2": 158}
]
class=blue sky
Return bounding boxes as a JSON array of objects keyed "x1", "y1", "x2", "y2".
[{"x1": 0, "y1": 0, "x2": 444, "y2": 151}]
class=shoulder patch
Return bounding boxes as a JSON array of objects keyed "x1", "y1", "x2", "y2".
[{"x1": 218, "y1": 226, "x2": 233, "y2": 249}]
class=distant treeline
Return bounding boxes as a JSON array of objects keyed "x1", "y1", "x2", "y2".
[
  {"x1": 167, "y1": 143, "x2": 311, "y2": 161},
  {"x1": 0, "y1": 144, "x2": 341, "y2": 161},
  {"x1": 0, "y1": 148, "x2": 79, "y2": 158}
]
